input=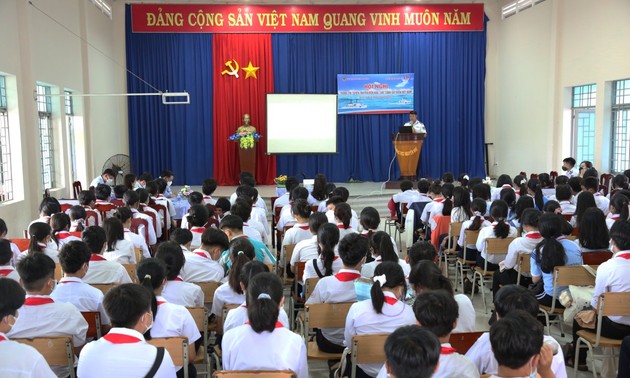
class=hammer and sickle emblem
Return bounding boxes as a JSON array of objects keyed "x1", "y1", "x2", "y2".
[{"x1": 221, "y1": 59, "x2": 240, "y2": 78}]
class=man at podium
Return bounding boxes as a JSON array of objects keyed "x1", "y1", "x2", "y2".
[{"x1": 404, "y1": 110, "x2": 427, "y2": 135}]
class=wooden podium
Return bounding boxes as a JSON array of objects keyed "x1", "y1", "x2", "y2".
[
  {"x1": 392, "y1": 133, "x2": 425, "y2": 180},
  {"x1": 238, "y1": 144, "x2": 256, "y2": 177}
]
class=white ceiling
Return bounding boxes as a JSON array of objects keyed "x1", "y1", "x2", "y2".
[{"x1": 120, "y1": 0, "x2": 485, "y2": 4}]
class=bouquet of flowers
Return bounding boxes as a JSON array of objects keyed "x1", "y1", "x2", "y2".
[
  {"x1": 229, "y1": 132, "x2": 261, "y2": 149},
  {"x1": 179, "y1": 185, "x2": 192, "y2": 198},
  {"x1": 274, "y1": 175, "x2": 287, "y2": 187}
]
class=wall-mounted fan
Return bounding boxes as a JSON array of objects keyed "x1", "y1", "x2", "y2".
[{"x1": 102, "y1": 154, "x2": 132, "y2": 186}]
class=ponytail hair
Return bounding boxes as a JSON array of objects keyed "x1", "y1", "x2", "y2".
[
  {"x1": 69, "y1": 206, "x2": 87, "y2": 232},
  {"x1": 246, "y1": 272, "x2": 283, "y2": 333},
  {"x1": 239, "y1": 261, "x2": 270, "y2": 291},
  {"x1": 408, "y1": 260, "x2": 454, "y2": 295},
  {"x1": 527, "y1": 179, "x2": 545, "y2": 210},
  {"x1": 499, "y1": 189, "x2": 516, "y2": 214},
  {"x1": 103, "y1": 218, "x2": 125, "y2": 252},
  {"x1": 534, "y1": 213, "x2": 566, "y2": 273},
  {"x1": 514, "y1": 196, "x2": 534, "y2": 223},
  {"x1": 28, "y1": 222, "x2": 51, "y2": 253},
  {"x1": 50, "y1": 212, "x2": 71, "y2": 248},
  {"x1": 334, "y1": 202, "x2": 353, "y2": 229},
  {"x1": 468, "y1": 198, "x2": 488, "y2": 231},
  {"x1": 441, "y1": 183, "x2": 454, "y2": 216},
  {"x1": 360, "y1": 207, "x2": 380, "y2": 231},
  {"x1": 490, "y1": 200, "x2": 510, "y2": 238},
  {"x1": 136, "y1": 258, "x2": 166, "y2": 339},
  {"x1": 228, "y1": 238, "x2": 256, "y2": 294},
  {"x1": 317, "y1": 223, "x2": 340, "y2": 277},
  {"x1": 187, "y1": 204, "x2": 210, "y2": 228},
  {"x1": 371, "y1": 231, "x2": 398, "y2": 263},
  {"x1": 291, "y1": 198, "x2": 312, "y2": 220},
  {"x1": 513, "y1": 175, "x2": 527, "y2": 196},
  {"x1": 611, "y1": 193, "x2": 630, "y2": 221},
  {"x1": 370, "y1": 262, "x2": 406, "y2": 315},
  {"x1": 113, "y1": 206, "x2": 133, "y2": 224}
]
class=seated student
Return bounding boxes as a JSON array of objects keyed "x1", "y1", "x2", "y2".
[
  {"x1": 575, "y1": 207, "x2": 609, "y2": 252},
  {"x1": 377, "y1": 325, "x2": 440, "y2": 378},
  {"x1": 202, "y1": 178, "x2": 218, "y2": 205},
  {"x1": 302, "y1": 223, "x2": 343, "y2": 281},
  {"x1": 211, "y1": 238, "x2": 256, "y2": 317},
  {"x1": 123, "y1": 173, "x2": 137, "y2": 191},
  {"x1": 0, "y1": 218, "x2": 21, "y2": 264},
  {"x1": 277, "y1": 187, "x2": 309, "y2": 231},
  {"x1": 223, "y1": 261, "x2": 290, "y2": 333},
  {"x1": 387, "y1": 180, "x2": 420, "y2": 221},
  {"x1": 282, "y1": 199, "x2": 313, "y2": 259},
  {"x1": 113, "y1": 206, "x2": 150, "y2": 259},
  {"x1": 89, "y1": 168, "x2": 115, "y2": 188},
  {"x1": 359, "y1": 206, "x2": 399, "y2": 253},
  {"x1": 222, "y1": 272, "x2": 307, "y2": 378},
  {"x1": 361, "y1": 231, "x2": 410, "y2": 278},
  {"x1": 408, "y1": 178, "x2": 433, "y2": 206},
  {"x1": 306, "y1": 232, "x2": 366, "y2": 353},
  {"x1": 78, "y1": 190, "x2": 102, "y2": 226},
  {"x1": 509, "y1": 195, "x2": 534, "y2": 228},
  {"x1": 494, "y1": 209, "x2": 542, "y2": 296},
  {"x1": 123, "y1": 190, "x2": 157, "y2": 246},
  {"x1": 420, "y1": 181, "x2": 443, "y2": 230},
  {"x1": 237, "y1": 184, "x2": 268, "y2": 221},
  {"x1": 102, "y1": 217, "x2": 136, "y2": 264},
  {"x1": 94, "y1": 183, "x2": 114, "y2": 206},
  {"x1": 476, "y1": 200, "x2": 518, "y2": 271},
  {"x1": 491, "y1": 174, "x2": 515, "y2": 201},
  {"x1": 28, "y1": 197, "x2": 61, "y2": 232},
  {"x1": 20, "y1": 222, "x2": 58, "y2": 263},
  {"x1": 77, "y1": 284, "x2": 177, "y2": 377},
  {"x1": 173, "y1": 228, "x2": 225, "y2": 283},
  {"x1": 50, "y1": 212, "x2": 82, "y2": 248},
  {"x1": 218, "y1": 215, "x2": 276, "y2": 266},
  {"x1": 531, "y1": 213, "x2": 582, "y2": 307},
  {"x1": 291, "y1": 212, "x2": 329, "y2": 272},
  {"x1": 137, "y1": 188, "x2": 164, "y2": 238},
  {"x1": 335, "y1": 202, "x2": 359, "y2": 239},
  {"x1": 69, "y1": 205, "x2": 87, "y2": 233},
  {"x1": 272, "y1": 175, "x2": 299, "y2": 209},
  {"x1": 472, "y1": 182, "x2": 493, "y2": 216},
  {"x1": 113, "y1": 184, "x2": 127, "y2": 201},
  {"x1": 408, "y1": 260, "x2": 476, "y2": 333},
  {"x1": 555, "y1": 184, "x2": 575, "y2": 215},
  {"x1": 0, "y1": 240, "x2": 20, "y2": 281},
  {"x1": 571, "y1": 190, "x2": 597, "y2": 228},
  {"x1": 231, "y1": 198, "x2": 266, "y2": 244},
  {"x1": 51, "y1": 241, "x2": 111, "y2": 333},
  {"x1": 214, "y1": 197, "x2": 231, "y2": 222},
  {"x1": 607, "y1": 192, "x2": 630, "y2": 229},
  {"x1": 526, "y1": 178, "x2": 547, "y2": 211},
  {"x1": 82, "y1": 226, "x2": 132, "y2": 284},
  {"x1": 582, "y1": 176, "x2": 610, "y2": 215},
  {"x1": 160, "y1": 170, "x2": 176, "y2": 198},
  {"x1": 186, "y1": 204, "x2": 210, "y2": 249},
  {"x1": 134, "y1": 172, "x2": 153, "y2": 190},
  {"x1": 450, "y1": 186, "x2": 473, "y2": 223},
  {"x1": 430, "y1": 182, "x2": 455, "y2": 222},
  {"x1": 457, "y1": 198, "x2": 491, "y2": 259},
  {"x1": 488, "y1": 310, "x2": 555, "y2": 378},
  {"x1": 138, "y1": 258, "x2": 201, "y2": 376},
  {"x1": 147, "y1": 180, "x2": 176, "y2": 223},
  {"x1": 326, "y1": 187, "x2": 360, "y2": 230},
  {"x1": 155, "y1": 241, "x2": 203, "y2": 307},
  {"x1": 0, "y1": 277, "x2": 57, "y2": 377},
  {"x1": 566, "y1": 176, "x2": 582, "y2": 203},
  {"x1": 180, "y1": 191, "x2": 204, "y2": 230},
  {"x1": 10, "y1": 253, "x2": 88, "y2": 377},
  {"x1": 562, "y1": 157, "x2": 579, "y2": 178},
  {"x1": 500, "y1": 188, "x2": 517, "y2": 221},
  {"x1": 405, "y1": 240, "x2": 437, "y2": 268},
  {"x1": 466, "y1": 285, "x2": 566, "y2": 377},
  {"x1": 311, "y1": 173, "x2": 329, "y2": 212}
]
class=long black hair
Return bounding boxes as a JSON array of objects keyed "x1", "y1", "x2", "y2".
[
  {"x1": 246, "y1": 272, "x2": 283, "y2": 333},
  {"x1": 51, "y1": 212, "x2": 72, "y2": 248},
  {"x1": 452, "y1": 186, "x2": 472, "y2": 218},
  {"x1": 610, "y1": 193, "x2": 630, "y2": 221},
  {"x1": 28, "y1": 222, "x2": 51, "y2": 253},
  {"x1": 468, "y1": 198, "x2": 488, "y2": 231},
  {"x1": 371, "y1": 231, "x2": 398, "y2": 263},
  {"x1": 578, "y1": 208, "x2": 609, "y2": 250},
  {"x1": 527, "y1": 179, "x2": 545, "y2": 210},
  {"x1": 317, "y1": 223, "x2": 340, "y2": 277},
  {"x1": 514, "y1": 196, "x2": 535, "y2": 223},
  {"x1": 370, "y1": 262, "x2": 406, "y2": 314},
  {"x1": 441, "y1": 183, "x2": 455, "y2": 216},
  {"x1": 534, "y1": 213, "x2": 566, "y2": 274},
  {"x1": 137, "y1": 258, "x2": 167, "y2": 339},
  {"x1": 574, "y1": 191, "x2": 597, "y2": 227},
  {"x1": 103, "y1": 218, "x2": 125, "y2": 251},
  {"x1": 408, "y1": 260, "x2": 453, "y2": 295},
  {"x1": 489, "y1": 200, "x2": 510, "y2": 238},
  {"x1": 334, "y1": 202, "x2": 353, "y2": 229}
]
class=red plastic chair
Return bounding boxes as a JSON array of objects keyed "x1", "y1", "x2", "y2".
[
  {"x1": 85, "y1": 210, "x2": 99, "y2": 226},
  {"x1": 130, "y1": 218, "x2": 150, "y2": 246},
  {"x1": 94, "y1": 203, "x2": 117, "y2": 220}
]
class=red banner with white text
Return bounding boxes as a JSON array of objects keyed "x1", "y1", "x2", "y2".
[{"x1": 131, "y1": 4, "x2": 484, "y2": 33}]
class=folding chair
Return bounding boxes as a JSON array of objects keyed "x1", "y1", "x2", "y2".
[
  {"x1": 581, "y1": 251, "x2": 613, "y2": 266},
  {"x1": 282, "y1": 244, "x2": 296, "y2": 285},
  {"x1": 212, "y1": 371, "x2": 295, "y2": 378},
  {"x1": 123, "y1": 263, "x2": 139, "y2": 283},
  {"x1": 90, "y1": 283, "x2": 119, "y2": 295},
  {"x1": 187, "y1": 306, "x2": 211, "y2": 377},
  {"x1": 81, "y1": 311, "x2": 103, "y2": 339},
  {"x1": 85, "y1": 210, "x2": 99, "y2": 227},
  {"x1": 148, "y1": 337, "x2": 189, "y2": 378},
  {"x1": 211, "y1": 304, "x2": 241, "y2": 372},
  {"x1": 455, "y1": 229, "x2": 480, "y2": 293},
  {"x1": 94, "y1": 203, "x2": 117, "y2": 220},
  {"x1": 72, "y1": 181, "x2": 83, "y2": 199},
  {"x1": 10, "y1": 238, "x2": 30, "y2": 252},
  {"x1": 148, "y1": 203, "x2": 169, "y2": 240},
  {"x1": 303, "y1": 302, "x2": 354, "y2": 362},
  {"x1": 516, "y1": 252, "x2": 532, "y2": 285},
  {"x1": 141, "y1": 211, "x2": 158, "y2": 239},
  {"x1": 472, "y1": 237, "x2": 515, "y2": 313},
  {"x1": 574, "y1": 292, "x2": 630, "y2": 378},
  {"x1": 440, "y1": 221, "x2": 463, "y2": 278},
  {"x1": 14, "y1": 336, "x2": 76, "y2": 378},
  {"x1": 303, "y1": 278, "x2": 320, "y2": 302},
  {"x1": 449, "y1": 331, "x2": 485, "y2": 354},
  {"x1": 340, "y1": 333, "x2": 389, "y2": 378},
  {"x1": 131, "y1": 218, "x2": 150, "y2": 246},
  {"x1": 134, "y1": 247, "x2": 143, "y2": 263},
  {"x1": 289, "y1": 261, "x2": 306, "y2": 330}
]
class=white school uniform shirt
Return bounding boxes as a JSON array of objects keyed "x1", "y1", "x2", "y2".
[
  {"x1": 77, "y1": 327, "x2": 176, "y2": 378},
  {"x1": 290, "y1": 235, "x2": 320, "y2": 266},
  {"x1": 203, "y1": 195, "x2": 217, "y2": 205},
  {"x1": 273, "y1": 193, "x2": 290, "y2": 209},
  {"x1": 325, "y1": 209, "x2": 360, "y2": 231},
  {"x1": 8, "y1": 240, "x2": 21, "y2": 265},
  {"x1": 453, "y1": 294, "x2": 477, "y2": 333},
  {"x1": 476, "y1": 223, "x2": 518, "y2": 263},
  {"x1": 303, "y1": 256, "x2": 344, "y2": 282},
  {"x1": 152, "y1": 295, "x2": 201, "y2": 366},
  {"x1": 251, "y1": 206, "x2": 270, "y2": 239},
  {"x1": 0, "y1": 265, "x2": 20, "y2": 282},
  {"x1": 211, "y1": 282, "x2": 246, "y2": 317},
  {"x1": 592, "y1": 250, "x2": 630, "y2": 326},
  {"x1": 465, "y1": 332, "x2": 566, "y2": 378},
  {"x1": 392, "y1": 189, "x2": 421, "y2": 206},
  {"x1": 282, "y1": 223, "x2": 312, "y2": 250},
  {"x1": 491, "y1": 185, "x2": 515, "y2": 201},
  {"x1": 130, "y1": 208, "x2": 157, "y2": 245},
  {"x1": 83, "y1": 254, "x2": 133, "y2": 284},
  {"x1": 606, "y1": 214, "x2": 620, "y2": 230},
  {"x1": 559, "y1": 200, "x2": 576, "y2": 215},
  {"x1": 181, "y1": 248, "x2": 224, "y2": 283},
  {"x1": 276, "y1": 203, "x2": 297, "y2": 231},
  {"x1": 564, "y1": 166, "x2": 579, "y2": 178},
  {"x1": 124, "y1": 228, "x2": 150, "y2": 259},
  {"x1": 50, "y1": 276, "x2": 111, "y2": 325},
  {"x1": 103, "y1": 239, "x2": 136, "y2": 264},
  {"x1": 337, "y1": 224, "x2": 359, "y2": 240},
  {"x1": 52, "y1": 231, "x2": 81, "y2": 248},
  {"x1": 223, "y1": 302, "x2": 290, "y2": 334},
  {"x1": 420, "y1": 198, "x2": 439, "y2": 226},
  {"x1": 594, "y1": 192, "x2": 611, "y2": 215},
  {"x1": 222, "y1": 324, "x2": 308, "y2": 378},
  {"x1": 162, "y1": 278, "x2": 204, "y2": 308},
  {"x1": 189, "y1": 226, "x2": 205, "y2": 249},
  {"x1": 243, "y1": 220, "x2": 266, "y2": 244},
  {"x1": 230, "y1": 192, "x2": 268, "y2": 213},
  {"x1": 17, "y1": 243, "x2": 59, "y2": 264},
  {"x1": 407, "y1": 192, "x2": 432, "y2": 208},
  {"x1": 0, "y1": 332, "x2": 56, "y2": 378},
  {"x1": 501, "y1": 231, "x2": 542, "y2": 271},
  {"x1": 361, "y1": 257, "x2": 411, "y2": 279},
  {"x1": 141, "y1": 205, "x2": 163, "y2": 238},
  {"x1": 89, "y1": 175, "x2": 106, "y2": 188},
  {"x1": 458, "y1": 216, "x2": 492, "y2": 249}
]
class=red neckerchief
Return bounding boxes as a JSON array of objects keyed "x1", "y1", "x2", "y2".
[
  {"x1": 59, "y1": 279, "x2": 80, "y2": 284},
  {"x1": 169, "y1": 277, "x2": 183, "y2": 282},
  {"x1": 525, "y1": 232, "x2": 542, "y2": 239},
  {"x1": 37, "y1": 243, "x2": 47, "y2": 249},
  {"x1": 90, "y1": 254, "x2": 107, "y2": 261},
  {"x1": 337, "y1": 224, "x2": 350, "y2": 229},
  {"x1": 335, "y1": 271, "x2": 361, "y2": 282},
  {"x1": 246, "y1": 321, "x2": 283, "y2": 329},
  {"x1": 611, "y1": 214, "x2": 620, "y2": 220},
  {"x1": 0, "y1": 269, "x2": 14, "y2": 276},
  {"x1": 383, "y1": 296, "x2": 398, "y2": 305},
  {"x1": 298, "y1": 225, "x2": 309, "y2": 230},
  {"x1": 24, "y1": 297, "x2": 54, "y2": 306},
  {"x1": 615, "y1": 252, "x2": 630, "y2": 260},
  {"x1": 193, "y1": 250, "x2": 210, "y2": 259},
  {"x1": 441, "y1": 346, "x2": 457, "y2": 355},
  {"x1": 56, "y1": 231, "x2": 71, "y2": 240},
  {"x1": 0, "y1": 334, "x2": 7, "y2": 341},
  {"x1": 501, "y1": 185, "x2": 512, "y2": 190},
  {"x1": 157, "y1": 301, "x2": 166, "y2": 305},
  {"x1": 190, "y1": 227, "x2": 205, "y2": 233},
  {"x1": 434, "y1": 198, "x2": 445, "y2": 203},
  {"x1": 103, "y1": 333, "x2": 142, "y2": 344},
  {"x1": 203, "y1": 196, "x2": 211, "y2": 199}
]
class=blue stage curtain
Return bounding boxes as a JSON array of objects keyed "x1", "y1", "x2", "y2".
[
  {"x1": 125, "y1": 6, "x2": 214, "y2": 185},
  {"x1": 272, "y1": 28, "x2": 486, "y2": 181}
]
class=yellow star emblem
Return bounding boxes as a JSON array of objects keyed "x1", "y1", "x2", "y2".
[{"x1": 242, "y1": 61, "x2": 260, "y2": 79}]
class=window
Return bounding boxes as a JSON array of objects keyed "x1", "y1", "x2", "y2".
[
  {"x1": 65, "y1": 91, "x2": 77, "y2": 182},
  {"x1": 502, "y1": 0, "x2": 547, "y2": 19},
  {"x1": 37, "y1": 84, "x2": 55, "y2": 189},
  {"x1": 571, "y1": 84, "x2": 597, "y2": 164},
  {"x1": 0, "y1": 76, "x2": 13, "y2": 202},
  {"x1": 611, "y1": 79, "x2": 630, "y2": 173}
]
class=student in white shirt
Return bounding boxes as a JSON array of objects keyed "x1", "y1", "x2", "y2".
[
  {"x1": 51, "y1": 240, "x2": 111, "y2": 331},
  {"x1": 0, "y1": 240, "x2": 20, "y2": 281},
  {"x1": 27, "y1": 197, "x2": 61, "y2": 235},
  {"x1": 50, "y1": 213, "x2": 82, "y2": 250},
  {"x1": 186, "y1": 204, "x2": 210, "y2": 249},
  {"x1": 306, "y1": 232, "x2": 366, "y2": 353},
  {"x1": 82, "y1": 226, "x2": 133, "y2": 284},
  {"x1": 509, "y1": 196, "x2": 534, "y2": 228},
  {"x1": 362, "y1": 231, "x2": 410, "y2": 278},
  {"x1": 476, "y1": 200, "x2": 518, "y2": 271},
  {"x1": 222, "y1": 272, "x2": 307, "y2": 378},
  {"x1": 172, "y1": 228, "x2": 226, "y2": 283},
  {"x1": 420, "y1": 182, "x2": 444, "y2": 230},
  {"x1": 466, "y1": 285, "x2": 565, "y2": 378},
  {"x1": 10, "y1": 253, "x2": 88, "y2": 377},
  {"x1": 335, "y1": 202, "x2": 359, "y2": 239},
  {"x1": 228, "y1": 174, "x2": 268, "y2": 213},
  {"x1": 69, "y1": 205, "x2": 88, "y2": 233},
  {"x1": 231, "y1": 198, "x2": 266, "y2": 244},
  {"x1": 78, "y1": 190, "x2": 103, "y2": 227},
  {"x1": 135, "y1": 172, "x2": 153, "y2": 190},
  {"x1": 451, "y1": 186, "x2": 473, "y2": 223},
  {"x1": 77, "y1": 283, "x2": 177, "y2": 378},
  {"x1": 277, "y1": 187, "x2": 309, "y2": 231},
  {"x1": 89, "y1": 168, "x2": 115, "y2": 188},
  {"x1": 377, "y1": 325, "x2": 440, "y2": 378},
  {"x1": 387, "y1": 180, "x2": 420, "y2": 220},
  {"x1": 211, "y1": 238, "x2": 256, "y2": 317},
  {"x1": 302, "y1": 222, "x2": 343, "y2": 282},
  {"x1": 103, "y1": 217, "x2": 136, "y2": 264},
  {"x1": 607, "y1": 193, "x2": 629, "y2": 230},
  {"x1": 242, "y1": 185, "x2": 269, "y2": 222},
  {"x1": 292, "y1": 212, "x2": 330, "y2": 275},
  {"x1": 282, "y1": 199, "x2": 313, "y2": 260},
  {"x1": 155, "y1": 241, "x2": 204, "y2": 308},
  {"x1": 146, "y1": 180, "x2": 175, "y2": 228},
  {"x1": 114, "y1": 206, "x2": 151, "y2": 259},
  {"x1": 325, "y1": 195, "x2": 360, "y2": 231},
  {"x1": 491, "y1": 175, "x2": 515, "y2": 202},
  {"x1": 359, "y1": 206, "x2": 399, "y2": 253},
  {"x1": 583, "y1": 176, "x2": 610, "y2": 215},
  {"x1": 137, "y1": 188, "x2": 163, "y2": 239},
  {"x1": 138, "y1": 258, "x2": 201, "y2": 374},
  {"x1": 0, "y1": 218, "x2": 21, "y2": 265},
  {"x1": 0, "y1": 277, "x2": 56, "y2": 378},
  {"x1": 272, "y1": 176, "x2": 299, "y2": 209},
  {"x1": 124, "y1": 190, "x2": 157, "y2": 246},
  {"x1": 202, "y1": 178, "x2": 218, "y2": 205},
  {"x1": 430, "y1": 183, "x2": 455, "y2": 227},
  {"x1": 311, "y1": 173, "x2": 329, "y2": 213},
  {"x1": 214, "y1": 197, "x2": 231, "y2": 223},
  {"x1": 344, "y1": 262, "x2": 416, "y2": 377},
  {"x1": 555, "y1": 184, "x2": 576, "y2": 215},
  {"x1": 180, "y1": 191, "x2": 204, "y2": 231},
  {"x1": 20, "y1": 222, "x2": 59, "y2": 263}
]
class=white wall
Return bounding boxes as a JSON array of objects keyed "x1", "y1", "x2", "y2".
[{"x1": 0, "y1": 0, "x2": 128, "y2": 237}]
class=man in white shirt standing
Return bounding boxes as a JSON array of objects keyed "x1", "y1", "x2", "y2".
[
  {"x1": 561, "y1": 157, "x2": 579, "y2": 178},
  {"x1": 404, "y1": 110, "x2": 427, "y2": 135},
  {"x1": 90, "y1": 168, "x2": 115, "y2": 188}
]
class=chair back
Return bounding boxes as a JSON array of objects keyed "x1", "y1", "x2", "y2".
[
  {"x1": 283, "y1": 244, "x2": 296, "y2": 282},
  {"x1": 351, "y1": 333, "x2": 388, "y2": 365},
  {"x1": 193, "y1": 281, "x2": 221, "y2": 304},
  {"x1": 598, "y1": 292, "x2": 630, "y2": 317},
  {"x1": 516, "y1": 253, "x2": 532, "y2": 285},
  {"x1": 10, "y1": 238, "x2": 30, "y2": 252},
  {"x1": 148, "y1": 203, "x2": 169, "y2": 239},
  {"x1": 305, "y1": 302, "x2": 353, "y2": 333},
  {"x1": 14, "y1": 336, "x2": 75, "y2": 372},
  {"x1": 134, "y1": 247, "x2": 143, "y2": 263},
  {"x1": 554, "y1": 265, "x2": 596, "y2": 287},
  {"x1": 213, "y1": 371, "x2": 296, "y2": 378},
  {"x1": 141, "y1": 211, "x2": 158, "y2": 234},
  {"x1": 304, "y1": 278, "x2": 320, "y2": 301},
  {"x1": 147, "y1": 337, "x2": 188, "y2": 371},
  {"x1": 85, "y1": 210, "x2": 99, "y2": 226},
  {"x1": 220, "y1": 303, "x2": 241, "y2": 333},
  {"x1": 60, "y1": 203, "x2": 73, "y2": 213},
  {"x1": 81, "y1": 311, "x2": 103, "y2": 339},
  {"x1": 485, "y1": 237, "x2": 515, "y2": 256},
  {"x1": 90, "y1": 283, "x2": 119, "y2": 295},
  {"x1": 72, "y1": 181, "x2": 83, "y2": 199},
  {"x1": 447, "y1": 222, "x2": 464, "y2": 249},
  {"x1": 581, "y1": 251, "x2": 613, "y2": 265},
  {"x1": 462, "y1": 229, "x2": 481, "y2": 261},
  {"x1": 94, "y1": 203, "x2": 118, "y2": 220},
  {"x1": 123, "y1": 264, "x2": 139, "y2": 283},
  {"x1": 449, "y1": 331, "x2": 485, "y2": 354},
  {"x1": 431, "y1": 215, "x2": 451, "y2": 250},
  {"x1": 130, "y1": 218, "x2": 150, "y2": 245},
  {"x1": 187, "y1": 306, "x2": 208, "y2": 338}
]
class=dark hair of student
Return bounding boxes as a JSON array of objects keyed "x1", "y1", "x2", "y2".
[
  {"x1": 201, "y1": 227, "x2": 230, "y2": 250},
  {"x1": 69, "y1": 205, "x2": 86, "y2": 232},
  {"x1": 611, "y1": 220, "x2": 630, "y2": 251},
  {"x1": 582, "y1": 177, "x2": 599, "y2": 192},
  {"x1": 338, "y1": 233, "x2": 369, "y2": 267},
  {"x1": 574, "y1": 191, "x2": 597, "y2": 227},
  {"x1": 123, "y1": 174, "x2": 136, "y2": 190},
  {"x1": 0, "y1": 240, "x2": 13, "y2": 265},
  {"x1": 161, "y1": 170, "x2": 174, "y2": 179},
  {"x1": 490, "y1": 310, "x2": 543, "y2": 369},
  {"x1": 534, "y1": 213, "x2": 566, "y2": 274},
  {"x1": 246, "y1": 272, "x2": 283, "y2": 333},
  {"x1": 311, "y1": 174, "x2": 328, "y2": 201},
  {"x1": 202, "y1": 178, "x2": 218, "y2": 196},
  {"x1": 219, "y1": 214, "x2": 243, "y2": 232},
  {"x1": 458, "y1": 173, "x2": 469, "y2": 187},
  {"x1": 170, "y1": 228, "x2": 193, "y2": 246},
  {"x1": 228, "y1": 238, "x2": 256, "y2": 294},
  {"x1": 154, "y1": 178, "x2": 167, "y2": 195},
  {"x1": 578, "y1": 208, "x2": 609, "y2": 250},
  {"x1": 428, "y1": 181, "x2": 442, "y2": 196},
  {"x1": 81, "y1": 226, "x2": 106, "y2": 254},
  {"x1": 103, "y1": 217, "x2": 125, "y2": 252},
  {"x1": 324, "y1": 182, "x2": 337, "y2": 197},
  {"x1": 384, "y1": 325, "x2": 440, "y2": 378},
  {"x1": 416, "y1": 179, "x2": 430, "y2": 194},
  {"x1": 290, "y1": 187, "x2": 309, "y2": 201},
  {"x1": 514, "y1": 196, "x2": 534, "y2": 223},
  {"x1": 95, "y1": 184, "x2": 112, "y2": 200},
  {"x1": 78, "y1": 190, "x2": 96, "y2": 207},
  {"x1": 50, "y1": 212, "x2": 72, "y2": 248},
  {"x1": 231, "y1": 198, "x2": 253, "y2": 222},
  {"x1": 555, "y1": 175, "x2": 569, "y2": 186},
  {"x1": 371, "y1": 231, "x2": 398, "y2": 263},
  {"x1": 542, "y1": 200, "x2": 560, "y2": 214},
  {"x1": 235, "y1": 185, "x2": 252, "y2": 199},
  {"x1": 555, "y1": 184, "x2": 572, "y2": 202},
  {"x1": 525, "y1": 179, "x2": 544, "y2": 210},
  {"x1": 284, "y1": 176, "x2": 299, "y2": 194},
  {"x1": 452, "y1": 186, "x2": 472, "y2": 218},
  {"x1": 413, "y1": 290, "x2": 458, "y2": 338},
  {"x1": 441, "y1": 183, "x2": 454, "y2": 216},
  {"x1": 139, "y1": 172, "x2": 154, "y2": 183},
  {"x1": 104, "y1": 284, "x2": 152, "y2": 329},
  {"x1": 490, "y1": 200, "x2": 511, "y2": 238},
  {"x1": 240, "y1": 261, "x2": 269, "y2": 291},
  {"x1": 215, "y1": 197, "x2": 231, "y2": 213},
  {"x1": 334, "y1": 202, "x2": 353, "y2": 229},
  {"x1": 625, "y1": 170, "x2": 630, "y2": 181},
  {"x1": 39, "y1": 197, "x2": 61, "y2": 216},
  {"x1": 407, "y1": 241, "x2": 437, "y2": 267},
  {"x1": 494, "y1": 285, "x2": 539, "y2": 318},
  {"x1": 408, "y1": 260, "x2": 454, "y2": 295},
  {"x1": 155, "y1": 241, "x2": 185, "y2": 281},
  {"x1": 583, "y1": 167, "x2": 599, "y2": 180},
  {"x1": 472, "y1": 183, "x2": 491, "y2": 201},
  {"x1": 468, "y1": 198, "x2": 488, "y2": 231},
  {"x1": 610, "y1": 193, "x2": 630, "y2": 221},
  {"x1": 538, "y1": 172, "x2": 553, "y2": 188},
  {"x1": 317, "y1": 223, "x2": 340, "y2": 277},
  {"x1": 28, "y1": 222, "x2": 51, "y2": 254},
  {"x1": 0, "y1": 277, "x2": 26, "y2": 319},
  {"x1": 359, "y1": 207, "x2": 380, "y2": 237},
  {"x1": 291, "y1": 198, "x2": 312, "y2": 220},
  {"x1": 520, "y1": 208, "x2": 541, "y2": 229},
  {"x1": 400, "y1": 180, "x2": 413, "y2": 192},
  {"x1": 613, "y1": 174, "x2": 629, "y2": 190},
  {"x1": 499, "y1": 188, "x2": 516, "y2": 214},
  {"x1": 113, "y1": 185, "x2": 128, "y2": 199},
  {"x1": 137, "y1": 258, "x2": 167, "y2": 338},
  {"x1": 442, "y1": 172, "x2": 454, "y2": 183},
  {"x1": 567, "y1": 177, "x2": 582, "y2": 194},
  {"x1": 239, "y1": 173, "x2": 255, "y2": 188},
  {"x1": 16, "y1": 253, "x2": 55, "y2": 292},
  {"x1": 308, "y1": 212, "x2": 329, "y2": 234},
  {"x1": 188, "y1": 191, "x2": 203, "y2": 206},
  {"x1": 112, "y1": 206, "x2": 133, "y2": 225},
  {"x1": 58, "y1": 240, "x2": 91, "y2": 274},
  {"x1": 467, "y1": 177, "x2": 483, "y2": 190},
  {"x1": 370, "y1": 262, "x2": 406, "y2": 315},
  {"x1": 513, "y1": 175, "x2": 527, "y2": 196},
  {"x1": 0, "y1": 218, "x2": 8, "y2": 237},
  {"x1": 123, "y1": 190, "x2": 140, "y2": 207},
  {"x1": 250, "y1": 187, "x2": 259, "y2": 203},
  {"x1": 332, "y1": 187, "x2": 350, "y2": 202},
  {"x1": 187, "y1": 204, "x2": 210, "y2": 228},
  {"x1": 325, "y1": 196, "x2": 344, "y2": 207},
  {"x1": 496, "y1": 174, "x2": 512, "y2": 188}
]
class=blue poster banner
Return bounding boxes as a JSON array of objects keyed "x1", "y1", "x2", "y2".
[{"x1": 337, "y1": 73, "x2": 414, "y2": 115}]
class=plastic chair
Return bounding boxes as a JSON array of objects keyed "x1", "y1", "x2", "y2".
[{"x1": 14, "y1": 336, "x2": 76, "y2": 378}]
